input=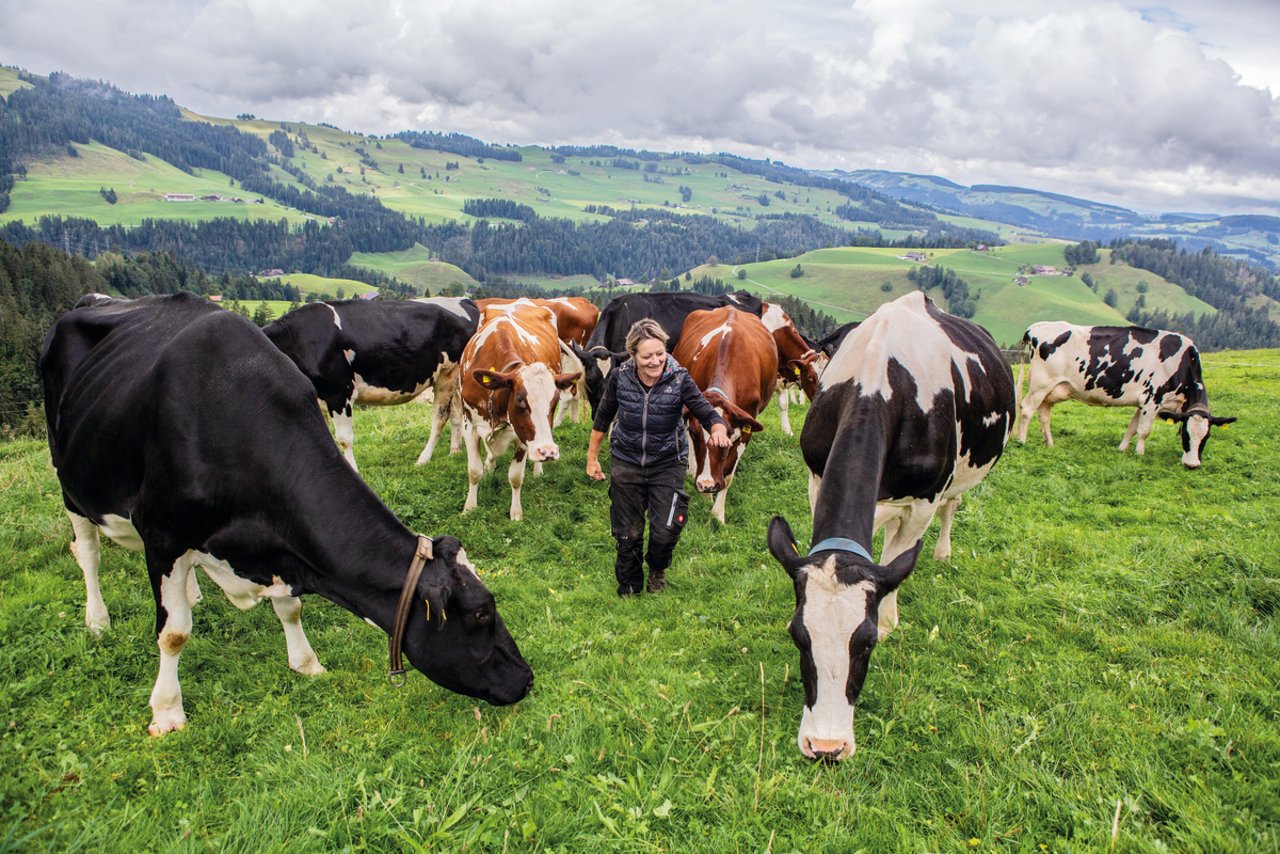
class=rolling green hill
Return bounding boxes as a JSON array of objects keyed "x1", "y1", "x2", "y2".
[{"x1": 694, "y1": 246, "x2": 1216, "y2": 345}]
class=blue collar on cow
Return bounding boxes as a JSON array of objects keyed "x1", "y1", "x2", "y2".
[
  {"x1": 705, "y1": 385, "x2": 730, "y2": 399},
  {"x1": 808, "y1": 537, "x2": 873, "y2": 563}
]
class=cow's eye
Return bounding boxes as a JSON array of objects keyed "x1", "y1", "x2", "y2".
[{"x1": 474, "y1": 608, "x2": 492, "y2": 624}]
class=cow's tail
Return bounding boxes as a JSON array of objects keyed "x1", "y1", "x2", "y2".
[{"x1": 1012, "y1": 331, "x2": 1032, "y2": 436}]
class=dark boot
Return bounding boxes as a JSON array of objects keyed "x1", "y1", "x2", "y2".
[{"x1": 646, "y1": 569, "x2": 666, "y2": 593}]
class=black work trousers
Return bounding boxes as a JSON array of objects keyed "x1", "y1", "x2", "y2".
[{"x1": 608, "y1": 458, "x2": 690, "y2": 595}]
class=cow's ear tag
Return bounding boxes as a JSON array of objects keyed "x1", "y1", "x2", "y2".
[
  {"x1": 1222, "y1": 423, "x2": 1230, "y2": 430},
  {"x1": 481, "y1": 375, "x2": 490, "y2": 385},
  {"x1": 792, "y1": 366, "x2": 801, "y2": 378},
  {"x1": 742, "y1": 426, "x2": 752, "y2": 435},
  {"x1": 1164, "y1": 417, "x2": 1172, "y2": 423}
]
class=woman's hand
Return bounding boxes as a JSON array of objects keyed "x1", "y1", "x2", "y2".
[
  {"x1": 709, "y1": 423, "x2": 731, "y2": 448},
  {"x1": 586, "y1": 457, "x2": 606, "y2": 481}
]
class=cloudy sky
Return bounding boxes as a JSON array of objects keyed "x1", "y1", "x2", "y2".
[{"x1": 3, "y1": 0, "x2": 1279, "y2": 215}]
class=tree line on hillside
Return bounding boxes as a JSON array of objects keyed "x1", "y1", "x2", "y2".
[
  {"x1": 1104, "y1": 238, "x2": 1280, "y2": 349},
  {"x1": 907, "y1": 264, "x2": 977, "y2": 317},
  {"x1": 394, "y1": 131, "x2": 522, "y2": 162}
]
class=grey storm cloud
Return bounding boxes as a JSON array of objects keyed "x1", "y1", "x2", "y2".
[{"x1": 1, "y1": 0, "x2": 1278, "y2": 213}]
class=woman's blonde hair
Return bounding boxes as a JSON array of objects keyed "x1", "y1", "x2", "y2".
[{"x1": 625, "y1": 318, "x2": 669, "y2": 355}]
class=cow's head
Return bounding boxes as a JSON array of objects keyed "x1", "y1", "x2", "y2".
[
  {"x1": 767, "y1": 515, "x2": 921, "y2": 762},
  {"x1": 574, "y1": 343, "x2": 628, "y2": 414},
  {"x1": 1161, "y1": 408, "x2": 1237, "y2": 469},
  {"x1": 474, "y1": 362, "x2": 580, "y2": 461},
  {"x1": 785, "y1": 350, "x2": 824, "y2": 401},
  {"x1": 405, "y1": 536, "x2": 533, "y2": 705},
  {"x1": 690, "y1": 391, "x2": 764, "y2": 495}
]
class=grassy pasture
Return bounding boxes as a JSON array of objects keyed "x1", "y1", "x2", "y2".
[
  {"x1": 0, "y1": 349, "x2": 1276, "y2": 850},
  {"x1": 347, "y1": 246, "x2": 479, "y2": 296},
  {"x1": 0, "y1": 142, "x2": 312, "y2": 229},
  {"x1": 705, "y1": 246, "x2": 1214, "y2": 345}
]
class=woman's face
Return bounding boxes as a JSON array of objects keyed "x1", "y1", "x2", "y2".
[{"x1": 633, "y1": 337, "x2": 667, "y2": 383}]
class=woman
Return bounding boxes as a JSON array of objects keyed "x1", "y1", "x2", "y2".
[{"x1": 586, "y1": 318, "x2": 730, "y2": 595}]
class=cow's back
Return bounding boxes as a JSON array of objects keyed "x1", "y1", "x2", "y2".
[
  {"x1": 44, "y1": 293, "x2": 329, "y2": 520},
  {"x1": 677, "y1": 307, "x2": 778, "y2": 412},
  {"x1": 806, "y1": 292, "x2": 1014, "y2": 501}
]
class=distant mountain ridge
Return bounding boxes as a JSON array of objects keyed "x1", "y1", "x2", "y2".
[{"x1": 828, "y1": 168, "x2": 1280, "y2": 270}]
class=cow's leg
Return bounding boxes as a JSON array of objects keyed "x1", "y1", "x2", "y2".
[
  {"x1": 933, "y1": 496, "x2": 961, "y2": 561},
  {"x1": 271, "y1": 596, "x2": 325, "y2": 675},
  {"x1": 1134, "y1": 408, "x2": 1158, "y2": 455},
  {"x1": 1036, "y1": 401, "x2": 1055, "y2": 447},
  {"x1": 68, "y1": 511, "x2": 110, "y2": 633},
  {"x1": 332, "y1": 402, "x2": 358, "y2": 471},
  {"x1": 462, "y1": 418, "x2": 484, "y2": 513},
  {"x1": 508, "y1": 445, "x2": 529, "y2": 521},
  {"x1": 1118, "y1": 408, "x2": 1141, "y2": 452},
  {"x1": 417, "y1": 386, "x2": 454, "y2": 465},
  {"x1": 1017, "y1": 388, "x2": 1048, "y2": 443},
  {"x1": 875, "y1": 503, "x2": 935, "y2": 640},
  {"x1": 148, "y1": 552, "x2": 195, "y2": 736},
  {"x1": 777, "y1": 387, "x2": 793, "y2": 436}
]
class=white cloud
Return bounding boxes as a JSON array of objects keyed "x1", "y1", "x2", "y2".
[{"x1": 1, "y1": 0, "x2": 1278, "y2": 213}]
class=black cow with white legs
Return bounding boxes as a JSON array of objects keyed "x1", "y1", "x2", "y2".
[
  {"x1": 767, "y1": 292, "x2": 1015, "y2": 762},
  {"x1": 573, "y1": 290, "x2": 765, "y2": 412},
  {"x1": 41, "y1": 293, "x2": 531, "y2": 736},
  {"x1": 1017, "y1": 321, "x2": 1235, "y2": 468},
  {"x1": 263, "y1": 297, "x2": 479, "y2": 471}
]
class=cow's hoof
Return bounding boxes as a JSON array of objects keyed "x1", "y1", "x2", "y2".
[
  {"x1": 86, "y1": 613, "x2": 110, "y2": 634},
  {"x1": 291, "y1": 657, "x2": 326, "y2": 676},
  {"x1": 148, "y1": 712, "x2": 187, "y2": 736}
]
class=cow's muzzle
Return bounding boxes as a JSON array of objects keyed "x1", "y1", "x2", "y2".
[{"x1": 531, "y1": 444, "x2": 560, "y2": 462}]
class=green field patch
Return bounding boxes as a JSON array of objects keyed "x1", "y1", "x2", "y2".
[
  {"x1": 0, "y1": 141, "x2": 312, "y2": 227},
  {"x1": 0, "y1": 346, "x2": 1275, "y2": 850},
  {"x1": 348, "y1": 245, "x2": 479, "y2": 295}
]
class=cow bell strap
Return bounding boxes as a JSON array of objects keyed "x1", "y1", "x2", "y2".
[
  {"x1": 809, "y1": 537, "x2": 873, "y2": 563},
  {"x1": 388, "y1": 534, "x2": 434, "y2": 687}
]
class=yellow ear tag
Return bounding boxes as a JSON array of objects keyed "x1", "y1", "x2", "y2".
[
  {"x1": 791, "y1": 542, "x2": 800, "y2": 554},
  {"x1": 1164, "y1": 417, "x2": 1172, "y2": 423},
  {"x1": 481, "y1": 375, "x2": 490, "y2": 385},
  {"x1": 742, "y1": 427, "x2": 752, "y2": 435},
  {"x1": 792, "y1": 366, "x2": 801, "y2": 378},
  {"x1": 1222, "y1": 424, "x2": 1230, "y2": 430}
]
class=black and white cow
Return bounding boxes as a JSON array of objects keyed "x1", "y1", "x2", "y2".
[
  {"x1": 1016, "y1": 322, "x2": 1235, "y2": 468},
  {"x1": 573, "y1": 290, "x2": 765, "y2": 412},
  {"x1": 41, "y1": 293, "x2": 531, "y2": 735},
  {"x1": 263, "y1": 297, "x2": 479, "y2": 471},
  {"x1": 767, "y1": 292, "x2": 1015, "y2": 761}
]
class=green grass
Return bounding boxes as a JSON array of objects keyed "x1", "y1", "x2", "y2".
[
  {"x1": 0, "y1": 347, "x2": 1275, "y2": 849},
  {"x1": 704, "y1": 246, "x2": 1215, "y2": 345},
  {"x1": 347, "y1": 245, "x2": 479, "y2": 296},
  {"x1": 0, "y1": 142, "x2": 313, "y2": 228}
]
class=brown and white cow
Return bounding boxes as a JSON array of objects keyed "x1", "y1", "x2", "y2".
[
  {"x1": 673, "y1": 306, "x2": 779, "y2": 523},
  {"x1": 1016, "y1": 322, "x2": 1235, "y2": 468},
  {"x1": 767, "y1": 292, "x2": 1015, "y2": 761},
  {"x1": 760, "y1": 302, "x2": 823, "y2": 436},
  {"x1": 460, "y1": 303, "x2": 581, "y2": 520},
  {"x1": 476, "y1": 297, "x2": 598, "y2": 425}
]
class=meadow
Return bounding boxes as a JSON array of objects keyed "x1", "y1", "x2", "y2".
[
  {"x1": 0, "y1": 349, "x2": 1276, "y2": 851},
  {"x1": 706, "y1": 247, "x2": 1217, "y2": 346}
]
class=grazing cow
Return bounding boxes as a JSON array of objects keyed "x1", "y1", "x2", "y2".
[
  {"x1": 263, "y1": 297, "x2": 480, "y2": 470},
  {"x1": 460, "y1": 303, "x2": 581, "y2": 520},
  {"x1": 40, "y1": 293, "x2": 532, "y2": 735},
  {"x1": 760, "y1": 302, "x2": 823, "y2": 436},
  {"x1": 767, "y1": 292, "x2": 1015, "y2": 761},
  {"x1": 673, "y1": 307, "x2": 778, "y2": 523},
  {"x1": 1016, "y1": 322, "x2": 1235, "y2": 468},
  {"x1": 477, "y1": 297, "x2": 599, "y2": 424},
  {"x1": 574, "y1": 290, "x2": 765, "y2": 413}
]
